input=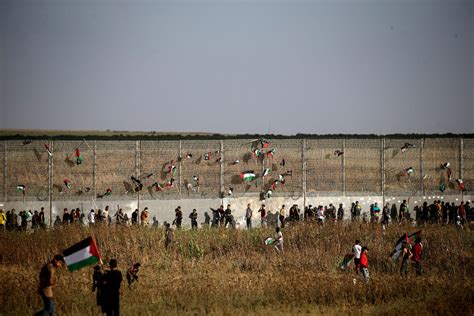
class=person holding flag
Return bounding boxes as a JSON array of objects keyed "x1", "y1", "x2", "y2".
[
  {"x1": 35, "y1": 254, "x2": 66, "y2": 316},
  {"x1": 400, "y1": 241, "x2": 413, "y2": 276}
]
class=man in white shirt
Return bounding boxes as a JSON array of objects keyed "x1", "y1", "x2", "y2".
[
  {"x1": 352, "y1": 240, "x2": 362, "y2": 273},
  {"x1": 88, "y1": 210, "x2": 95, "y2": 225},
  {"x1": 274, "y1": 227, "x2": 283, "y2": 252}
]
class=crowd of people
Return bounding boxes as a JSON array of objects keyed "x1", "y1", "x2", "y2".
[
  {"x1": 0, "y1": 199, "x2": 471, "y2": 232},
  {"x1": 24, "y1": 197, "x2": 469, "y2": 315}
]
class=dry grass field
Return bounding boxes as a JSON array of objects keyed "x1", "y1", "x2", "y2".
[{"x1": 0, "y1": 222, "x2": 473, "y2": 315}]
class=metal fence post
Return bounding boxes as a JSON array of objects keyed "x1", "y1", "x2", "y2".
[
  {"x1": 178, "y1": 140, "x2": 182, "y2": 195},
  {"x1": 420, "y1": 138, "x2": 424, "y2": 196},
  {"x1": 302, "y1": 139, "x2": 307, "y2": 207},
  {"x1": 136, "y1": 141, "x2": 141, "y2": 213},
  {"x1": 49, "y1": 140, "x2": 54, "y2": 227},
  {"x1": 3, "y1": 140, "x2": 6, "y2": 203},
  {"x1": 342, "y1": 138, "x2": 346, "y2": 196},
  {"x1": 381, "y1": 138, "x2": 385, "y2": 204},
  {"x1": 220, "y1": 140, "x2": 224, "y2": 199},
  {"x1": 459, "y1": 138, "x2": 464, "y2": 180},
  {"x1": 93, "y1": 141, "x2": 97, "y2": 198}
]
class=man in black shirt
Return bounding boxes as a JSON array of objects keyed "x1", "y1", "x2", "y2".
[{"x1": 102, "y1": 259, "x2": 122, "y2": 316}]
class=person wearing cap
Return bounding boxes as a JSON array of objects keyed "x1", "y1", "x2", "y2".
[
  {"x1": 359, "y1": 246, "x2": 369, "y2": 282},
  {"x1": 35, "y1": 254, "x2": 65, "y2": 316}
]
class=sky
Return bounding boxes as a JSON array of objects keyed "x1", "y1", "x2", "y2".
[{"x1": 0, "y1": 0, "x2": 473, "y2": 135}]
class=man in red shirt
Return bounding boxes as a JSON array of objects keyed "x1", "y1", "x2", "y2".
[
  {"x1": 360, "y1": 246, "x2": 369, "y2": 282},
  {"x1": 413, "y1": 237, "x2": 423, "y2": 276}
]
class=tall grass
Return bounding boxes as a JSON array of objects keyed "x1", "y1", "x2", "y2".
[{"x1": 0, "y1": 222, "x2": 472, "y2": 315}]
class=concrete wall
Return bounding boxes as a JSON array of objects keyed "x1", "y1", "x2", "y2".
[{"x1": 0, "y1": 137, "x2": 472, "y2": 227}]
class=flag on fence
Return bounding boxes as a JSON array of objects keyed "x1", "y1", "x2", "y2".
[
  {"x1": 44, "y1": 143, "x2": 52, "y2": 157},
  {"x1": 17, "y1": 185, "x2": 26, "y2": 194},
  {"x1": 456, "y1": 179, "x2": 465, "y2": 191},
  {"x1": 75, "y1": 148, "x2": 83, "y2": 165},
  {"x1": 265, "y1": 149, "x2": 276, "y2": 159},
  {"x1": 404, "y1": 167, "x2": 414, "y2": 177},
  {"x1": 262, "y1": 168, "x2": 271, "y2": 177},
  {"x1": 63, "y1": 237, "x2": 102, "y2": 272},
  {"x1": 240, "y1": 171, "x2": 256, "y2": 182},
  {"x1": 339, "y1": 253, "x2": 354, "y2": 270},
  {"x1": 389, "y1": 231, "x2": 421, "y2": 260}
]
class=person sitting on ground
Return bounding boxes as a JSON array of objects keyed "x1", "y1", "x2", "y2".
[
  {"x1": 274, "y1": 227, "x2": 283, "y2": 253},
  {"x1": 126, "y1": 263, "x2": 141, "y2": 289}
]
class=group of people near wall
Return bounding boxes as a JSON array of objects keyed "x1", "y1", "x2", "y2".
[{"x1": 0, "y1": 199, "x2": 471, "y2": 232}]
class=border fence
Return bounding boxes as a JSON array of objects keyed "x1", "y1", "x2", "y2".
[{"x1": 1, "y1": 136, "x2": 472, "y2": 205}]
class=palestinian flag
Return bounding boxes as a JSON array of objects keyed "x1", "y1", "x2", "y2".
[
  {"x1": 404, "y1": 167, "x2": 414, "y2": 177},
  {"x1": 186, "y1": 153, "x2": 193, "y2": 159},
  {"x1": 339, "y1": 253, "x2": 354, "y2": 270},
  {"x1": 253, "y1": 148, "x2": 262, "y2": 158},
  {"x1": 63, "y1": 237, "x2": 101, "y2": 272},
  {"x1": 193, "y1": 176, "x2": 200, "y2": 189},
  {"x1": 447, "y1": 168, "x2": 453, "y2": 182},
  {"x1": 75, "y1": 148, "x2": 83, "y2": 165},
  {"x1": 172, "y1": 166, "x2": 177, "y2": 177},
  {"x1": 264, "y1": 189, "x2": 272, "y2": 199},
  {"x1": 439, "y1": 183, "x2": 446, "y2": 192},
  {"x1": 152, "y1": 182, "x2": 163, "y2": 192},
  {"x1": 240, "y1": 171, "x2": 256, "y2": 182},
  {"x1": 264, "y1": 237, "x2": 275, "y2": 245},
  {"x1": 262, "y1": 168, "x2": 271, "y2": 177},
  {"x1": 389, "y1": 231, "x2": 421, "y2": 260},
  {"x1": 64, "y1": 178, "x2": 71, "y2": 189},
  {"x1": 401, "y1": 143, "x2": 415, "y2": 153},
  {"x1": 166, "y1": 160, "x2": 175, "y2": 174},
  {"x1": 104, "y1": 188, "x2": 112, "y2": 196},
  {"x1": 165, "y1": 178, "x2": 175, "y2": 189},
  {"x1": 265, "y1": 149, "x2": 276, "y2": 159},
  {"x1": 44, "y1": 143, "x2": 53, "y2": 157},
  {"x1": 17, "y1": 185, "x2": 26, "y2": 193},
  {"x1": 456, "y1": 179, "x2": 465, "y2": 191},
  {"x1": 260, "y1": 139, "x2": 270, "y2": 149},
  {"x1": 204, "y1": 152, "x2": 211, "y2": 161},
  {"x1": 442, "y1": 162, "x2": 450, "y2": 169}
]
